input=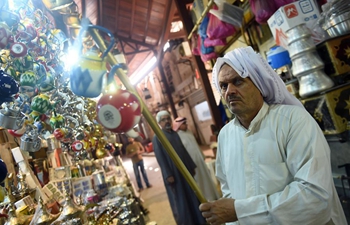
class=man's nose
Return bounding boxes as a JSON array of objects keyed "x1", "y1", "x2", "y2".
[{"x1": 226, "y1": 83, "x2": 237, "y2": 94}]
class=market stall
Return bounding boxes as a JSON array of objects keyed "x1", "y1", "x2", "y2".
[{"x1": 0, "y1": 0, "x2": 167, "y2": 224}]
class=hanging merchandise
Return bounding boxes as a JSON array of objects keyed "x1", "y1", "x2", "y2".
[
  {"x1": 249, "y1": 0, "x2": 278, "y2": 24},
  {"x1": 70, "y1": 24, "x2": 116, "y2": 98},
  {"x1": 0, "y1": 0, "x2": 149, "y2": 224},
  {"x1": 96, "y1": 89, "x2": 142, "y2": 133},
  {"x1": 198, "y1": 15, "x2": 217, "y2": 62},
  {"x1": 273, "y1": 0, "x2": 296, "y2": 8},
  {"x1": 210, "y1": 0, "x2": 244, "y2": 27},
  {"x1": 205, "y1": 5, "x2": 237, "y2": 46}
]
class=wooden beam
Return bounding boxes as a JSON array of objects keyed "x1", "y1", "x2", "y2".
[
  {"x1": 143, "y1": 0, "x2": 153, "y2": 42},
  {"x1": 157, "y1": 50, "x2": 178, "y2": 118},
  {"x1": 130, "y1": 0, "x2": 136, "y2": 38},
  {"x1": 124, "y1": 49, "x2": 152, "y2": 55},
  {"x1": 155, "y1": 0, "x2": 176, "y2": 59},
  {"x1": 81, "y1": 0, "x2": 86, "y2": 18},
  {"x1": 114, "y1": 0, "x2": 120, "y2": 32},
  {"x1": 123, "y1": 40, "x2": 138, "y2": 51},
  {"x1": 98, "y1": 0, "x2": 103, "y2": 25},
  {"x1": 117, "y1": 35, "x2": 157, "y2": 50}
]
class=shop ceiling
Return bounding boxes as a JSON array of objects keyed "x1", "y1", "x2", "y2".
[{"x1": 73, "y1": 0, "x2": 194, "y2": 77}]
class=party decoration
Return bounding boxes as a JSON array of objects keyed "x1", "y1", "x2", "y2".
[
  {"x1": 9, "y1": 42, "x2": 28, "y2": 58},
  {"x1": 19, "y1": 71, "x2": 37, "y2": 88},
  {"x1": 71, "y1": 140, "x2": 84, "y2": 152},
  {"x1": 30, "y1": 94, "x2": 51, "y2": 114},
  {"x1": 70, "y1": 24, "x2": 115, "y2": 98},
  {"x1": 0, "y1": 69, "x2": 19, "y2": 100},
  {"x1": 0, "y1": 1, "x2": 150, "y2": 224},
  {"x1": 49, "y1": 113, "x2": 65, "y2": 129},
  {"x1": 96, "y1": 89, "x2": 141, "y2": 133},
  {"x1": 0, "y1": 22, "x2": 11, "y2": 49}
]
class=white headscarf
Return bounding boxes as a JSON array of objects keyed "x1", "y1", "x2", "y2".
[
  {"x1": 156, "y1": 110, "x2": 171, "y2": 123},
  {"x1": 212, "y1": 47, "x2": 303, "y2": 108}
]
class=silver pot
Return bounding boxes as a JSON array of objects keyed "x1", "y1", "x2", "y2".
[
  {"x1": 325, "y1": 19, "x2": 350, "y2": 37},
  {"x1": 287, "y1": 23, "x2": 312, "y2": 45},
  {"x1": 288, "y1": 37, "x2": 315, "y2": 59},
  {"x1": 291, "y1": 52, "x2": 324, "y2": 77},
  {"x1": 0, "y1": 109, "x2": 22, "y2": 130},
  {"x1": 297, "y1": 70, "x2": 334, "y2": 98},
  {"x1": 20, "y1": 136, "x2": 41, "y2": 152}
]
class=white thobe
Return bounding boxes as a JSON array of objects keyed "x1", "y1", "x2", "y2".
[
  {"x1": 178, "y1": 129, "x2": 221, "y2": 201},
  {"x1": 216, "y1": 102, "x2": 347, "y2": 225}
]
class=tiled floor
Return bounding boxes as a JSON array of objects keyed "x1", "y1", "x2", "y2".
[{"x1": 120, "y1": 146, "x2": 216, "y2": 225}]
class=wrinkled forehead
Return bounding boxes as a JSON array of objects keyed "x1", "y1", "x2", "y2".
[
  {"x1": 215, "y1": 57, "x2": 244, "y2": 77},
  {"x1": 217, "y1": 63, "x2": 241, "y2": 82}
]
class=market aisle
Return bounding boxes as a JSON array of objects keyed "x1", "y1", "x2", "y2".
[
  {"x1": 121, "y1": 154, "x2": 176, "y2": 225},
  {"x1": 120, "y1": 146, "x2": 217, "y2": 225}
]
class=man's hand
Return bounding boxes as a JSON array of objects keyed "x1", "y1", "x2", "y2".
[
  {"x1": 199, "y1": 198, "x2": 237, "y2": 225},
  {"x1": 166, "y1": 176, "x2": 175, "y2": 184}
]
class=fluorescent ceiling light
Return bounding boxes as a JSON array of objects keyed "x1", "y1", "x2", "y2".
[
  {"x1": 129, "y1": 56, "x2": 157, "y2": 85},
  {"x1": 170, "y1": 21, "x2": 183, "y2": 33},
  {"x1": 163, "y1": 42, "x2": 170, "y2": 52}
]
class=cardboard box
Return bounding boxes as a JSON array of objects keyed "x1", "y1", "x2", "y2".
[{"x1": 267, "y1": 0, "x2": 321, "y2": 49}]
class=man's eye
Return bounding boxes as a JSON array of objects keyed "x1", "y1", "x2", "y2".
[
  {"x1": 220, "y1": 84, "x2": 227, "y2": 91},
  {"x1": 234, "y1": 79, "x2": 243, "y2": 85}
]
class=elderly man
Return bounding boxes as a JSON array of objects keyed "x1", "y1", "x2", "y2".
[
  {"x1": 152, "y1": 111, "x2": 206, "y2": 225},
  {"x1": 199, "y1": 47, "x2": 346, "y2": 225},
  {"x1": 173, "y1": 117, "x2": 220, "y2": 201}
]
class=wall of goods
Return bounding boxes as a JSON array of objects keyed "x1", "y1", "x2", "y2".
[
  {"x1": 0, "y1": 0, "x2": 147, "y2": 224},
  {"x1": 189, "y1": 0, "x2": 350, "y2": 138}
]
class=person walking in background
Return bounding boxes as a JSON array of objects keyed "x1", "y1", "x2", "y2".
[
  {"x1": 153, "y1": 110, "x2": 206, "y2": 225},
  {"x1": 199, "y1": 46, "x2": 346, "y2": 225},
  {"x1": 173, "y1": 117, "x2": 220, "y2": 201},
  {"x1": 0, "y1": 159, "x2": 7, "y2": 184},
  {"x1": 125, "y1": 137, "x2": 152, "y2": 192}
]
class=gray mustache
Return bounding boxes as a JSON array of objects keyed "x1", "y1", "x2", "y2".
[{"x1": 227, "y1": 96, "x2": 241, "y2": 101}]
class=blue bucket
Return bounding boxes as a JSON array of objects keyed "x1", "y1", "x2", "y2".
[{"x1": 267, "y1": 46, "x2": 291, "y2": 69}]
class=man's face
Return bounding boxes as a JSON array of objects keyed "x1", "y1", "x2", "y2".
[
  {"x1": 218, "y1": 64, "x2": 263, "y2": 118},
  {"x1": 159, "y1": 115, "x2": 172, "y2": 131},
  {"x1": 128, "y1": 137, "x2": 134, "y2": 143}
]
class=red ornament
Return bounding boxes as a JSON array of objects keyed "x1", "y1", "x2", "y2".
[
  {"x1": 7, "y1": 129, "x2": 23, "y2": 137},
  {"x1": 72, "y1": 140, "x2": 84, "y2": 152},
  {"x1": 96, "y1": 89, "x2": 141, "y2": 133},
  {"x1": 53, "y1": 128, "x2": 65, "y2": 140},
  {"x1": 10, "y1": 42, "x2": 28, "y2": 58}
]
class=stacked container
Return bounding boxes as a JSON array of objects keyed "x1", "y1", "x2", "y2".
[{"x1": 287, "y1": 23, "x2": 334, "y2": 98}]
